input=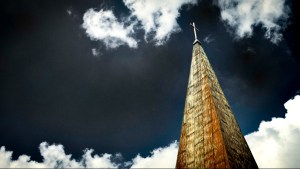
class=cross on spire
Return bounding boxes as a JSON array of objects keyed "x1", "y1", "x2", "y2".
[{"x1": 190, "y1": 22, "x2": 199, "y2": 42}]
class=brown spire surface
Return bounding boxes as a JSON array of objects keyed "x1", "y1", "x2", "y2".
[{"x1": 175, "y1": 38, "x2": 258, "y2": 168}]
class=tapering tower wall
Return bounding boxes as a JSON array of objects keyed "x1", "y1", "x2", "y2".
[{"x1": 176, "y1": 41, "x2": 258, "y2": 169}]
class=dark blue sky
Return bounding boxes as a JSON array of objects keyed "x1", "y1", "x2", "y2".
[{"x1": 0, "y1": 0, "x2": 299, "y2": 163}]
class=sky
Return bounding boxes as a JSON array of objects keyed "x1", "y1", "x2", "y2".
[{"x1": 0, "y1": 0, "x2": 299, "y2": 168}]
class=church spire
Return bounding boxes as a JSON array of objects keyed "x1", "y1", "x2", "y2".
[{"x1": 175, "y1": 23, "x2": 258, "y2": 169}]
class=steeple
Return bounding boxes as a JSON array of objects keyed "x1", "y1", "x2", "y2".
[{"x1": 175, "y1": 23, "x2": 258, "y2": 168}]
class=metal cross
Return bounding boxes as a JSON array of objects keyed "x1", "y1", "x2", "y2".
[{"x1": 190, "y1": 22, "x2": 199, "y2": 41}]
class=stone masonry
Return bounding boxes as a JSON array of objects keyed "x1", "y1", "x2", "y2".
[{"x1": 176, "y1": 40, "x2": 258, "y2": 168}]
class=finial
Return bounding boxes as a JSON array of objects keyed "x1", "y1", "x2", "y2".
[{"x1": 190, "y1": 22, "x2": 199, "y2": 43}]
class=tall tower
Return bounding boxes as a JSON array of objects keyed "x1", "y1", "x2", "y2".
[{"x1": 176, "y1": 23, "x2": 258, "y2": 168}]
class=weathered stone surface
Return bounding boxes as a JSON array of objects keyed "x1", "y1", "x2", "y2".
[{"x1": 176, "y1": 41, "x2": 258, "y2": 169}]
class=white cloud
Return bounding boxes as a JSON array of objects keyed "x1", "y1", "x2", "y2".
[
  {"x1": 82, "y1": 9, "x2": 138, "y2": 49},
  {"x1": 203, "y1": 34, "x2": 214, "y2": 44},
  {"x1": 0, "y1": 142, "x2": 119, "y2": 168},
  {"x1": 246, "y1": 95, "x2": 300, "y2": 168},
  {"x1": 91, "y1": 48, "x2": 100, "y2": 56},
  {"x1": 130, "y1": 141, "x2": 178, "y2": 168},
  {"x1": 217, "y1": 0, "x2": 290, "y2": 44},
  {"x1": 0, "y1": 141, "x2": 178, "y2": 168},
  {"x1": 82, "y1": 0, "x2": 197, "y2": 48},
  {"x1": 66, "y1": 9, "x2": 72, "y2": 15},
  {"x1": 123, "y1": 0, "x2": 197, "y2": 45}
]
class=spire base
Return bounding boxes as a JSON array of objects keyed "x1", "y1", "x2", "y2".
[{"x1": 193, "y1": 39, "x2": 201, "y2": 45}]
